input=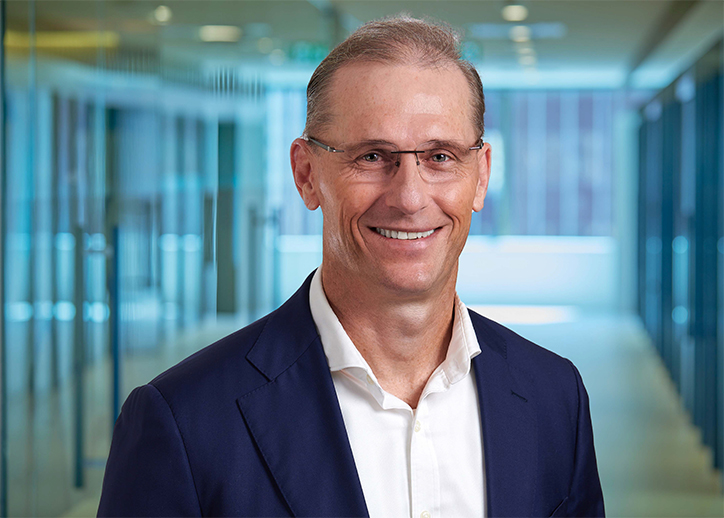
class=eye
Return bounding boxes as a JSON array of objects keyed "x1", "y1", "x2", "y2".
[
  {"x1": 361, "y1": 152, "x2": 382, "y2": 162},
  {"x1": 430, "y1": 152, "x2": 452, "y2": 163}
]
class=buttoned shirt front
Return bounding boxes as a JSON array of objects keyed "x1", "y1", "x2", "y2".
[{"x1": 309, "y1": 268, "x2": 485, "y2": 518}]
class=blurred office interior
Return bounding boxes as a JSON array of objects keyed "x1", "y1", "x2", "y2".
[{"x1": 0, "y1": 0, "x2": 722, "y2": 516}]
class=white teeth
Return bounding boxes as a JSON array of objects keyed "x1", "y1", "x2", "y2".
[{"x1": 375, "y1": 228, "x2": 435, "y2": 240}]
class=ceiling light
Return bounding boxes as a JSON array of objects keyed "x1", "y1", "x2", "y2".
[
  {"x1": 257, "y1": 37, "x2": 274, "y2": 54},
  {"x1": 153, "y1": 5, "x2": 172, "y2": 24},
  {"x1": 516, "y1": 45, "x2": 534, "y2": 55},
  {"x1": 269, "y1": 48, "x2": 286, "y2": 66},
  {"x1": 519, "y1": 55, "x2": 536, "y2": 66},
  {"x1": 4, "y1": 30, "x2": 119, "y2": 49},
  {"x1": 199, "y1": 25, "x2": 242, "y2": 43},
  {"x1": 509, "y1": 25, "x2": 531, "y2": 43},
  {"x1": 502, "y1": 4, "x2": 528, "y2": 22}
]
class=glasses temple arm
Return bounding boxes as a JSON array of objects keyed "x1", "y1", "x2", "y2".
[{"x1": 306, "y1": 137, "x2": 345, "y2": 153}]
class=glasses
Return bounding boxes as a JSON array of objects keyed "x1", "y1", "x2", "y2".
[{"x1": 305, "y1": 136, "x2": 484, "y2": 183}]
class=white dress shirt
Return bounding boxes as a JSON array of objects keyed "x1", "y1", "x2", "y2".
[{"x1": 309, "y1": 268, "x2": 485, "y2": 518}]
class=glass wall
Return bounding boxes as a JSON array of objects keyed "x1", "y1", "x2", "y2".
[
  {"x1": 1, "y1": 1, "x2": 277, "y2": 514},
  {"x1": 637, "y1": 39, "x2": 724, "y2": 474}
]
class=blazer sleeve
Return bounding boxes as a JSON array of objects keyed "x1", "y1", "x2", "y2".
[
  {"x1": 566, "y1": 361, "x2": 605, "y2": 517},
  {"x1": 97, "y1": 384, "x2": 202, "y2": 517}
]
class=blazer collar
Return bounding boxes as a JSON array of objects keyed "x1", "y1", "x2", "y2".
[
  {"x1": 469, "y1": 309, "x2": 539, "y2": 518},
  {"x1": 245, "y1": 271, "x2": 320, "y2": 381},
  {"x1": 237, "y1": 271, "x2": 369, "y2": 517}
]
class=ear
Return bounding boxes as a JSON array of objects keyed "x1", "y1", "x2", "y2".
[
  {"x1": 472, "y1": 142, "x2": 492, "y2": 212},
  {"x1": 290, "y1": 138, "x2": 321, "y2": 210}
]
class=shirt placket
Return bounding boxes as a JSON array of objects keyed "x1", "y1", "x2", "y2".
[{"x1": 409, "y1": 400, "x2": 440, "y2": 518}]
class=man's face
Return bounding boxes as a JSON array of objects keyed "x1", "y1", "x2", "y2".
[{"x1": 292, "y1": 61, "x2": 491, "y2": 297}]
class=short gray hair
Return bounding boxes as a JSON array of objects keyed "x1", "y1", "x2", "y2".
[{"x1": 303, "y1": 15, "x2": 485, "y2": 139}]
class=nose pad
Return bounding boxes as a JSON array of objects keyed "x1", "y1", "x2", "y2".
[{"x1": 393, "y1": 151, "x2": 421, "y2": 169}]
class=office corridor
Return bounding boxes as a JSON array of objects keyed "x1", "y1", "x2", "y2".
[
  {"x1": 504, "y1": 313, "x2": 723, "y2": 517},
  {"x1": 2, "y1": 2, "x2": 723, "y2": 514},
  {"x1": 50, "y1": 311, "x2": 723, "y2": 517}
]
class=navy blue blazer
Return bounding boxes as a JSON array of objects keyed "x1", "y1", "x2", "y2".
[{"x1": 98, "y1": 272, "x2": 604, "y2": 517}]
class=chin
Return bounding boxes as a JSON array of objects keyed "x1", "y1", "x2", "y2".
[{"x1": 373, "y1": 264, "x2": 445, "y2": 295}]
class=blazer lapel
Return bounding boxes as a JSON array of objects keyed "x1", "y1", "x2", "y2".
[
  {"x1": 237, "y1": 273, "x2": 368, "y2": 518},
  {"x1": 469, "y1": 310, "x2": 538, "y2": 518}
]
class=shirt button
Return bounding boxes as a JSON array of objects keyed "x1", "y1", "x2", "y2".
[
  {"x1": 414, "y1": 420, "x2": 422, "y2": 432},
  {"x1": 366, "y1": 374, "x2": 374, "y2": 385},
  {"x1": 421, "y1": 511, "x2": 431, "y2": 518}
]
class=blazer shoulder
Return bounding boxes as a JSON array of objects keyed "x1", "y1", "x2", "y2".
[
  {"x1": 468, "y1": 308, "x2": 580, "y2": 394},
  {"x1": 149, "y1": 314, "x2": 272, "y2": 403},
  {"x1": 146, "y1": 270, "x2": 319, "y2": 406},
  {"x1": 468, "y1": 308, "x2": 568, "y2": 362}
]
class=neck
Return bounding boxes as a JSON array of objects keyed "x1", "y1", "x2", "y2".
[{"x1": 321, "y1": 264, "x2": 457, "y2": 408}]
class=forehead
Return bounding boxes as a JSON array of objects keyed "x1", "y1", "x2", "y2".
[{"x1": 325, "y1": 62, "x2": 476, "y2": 143}]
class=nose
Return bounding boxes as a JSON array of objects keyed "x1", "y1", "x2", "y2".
[{"x1": 384, "y1": 152, "x2": 429, "y2": 215}]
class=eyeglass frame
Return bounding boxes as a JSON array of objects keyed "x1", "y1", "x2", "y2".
[{"x1": 304, "y1": 136, "x2": 485, "y2": 167}]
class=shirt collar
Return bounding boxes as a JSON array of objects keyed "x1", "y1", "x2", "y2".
[
  {"x1": 444, "y1": 293, "x2": 482, "y2": 384},
  {"x1": 309, "y1": 267, "x2": 481, "y2": 391},
  {"x1": 309, "y1": 267, "x2": 371, "y2": 374}
]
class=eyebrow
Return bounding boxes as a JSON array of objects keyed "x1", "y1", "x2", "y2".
[
  {"x1": 346, "y1": 138, "x2": 468, "y2": 150},
  {"x1": 420, "y1": 139, "x2": 468, "y2": 149},
  {"x1": 345, "y1": 139, "x2": 397, "y2": 148}
]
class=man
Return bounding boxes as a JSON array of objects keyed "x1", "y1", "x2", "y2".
[{"x1": 98, "y1": 16, "x2": 604, "y2": 518}]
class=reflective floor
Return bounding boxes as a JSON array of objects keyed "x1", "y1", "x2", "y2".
[
  {"x1": 11, "y1": 312, "x2": 721, "y2": 517},
  {"x1": 506, "y1": 314, "x2": 724, "y2": 517}
]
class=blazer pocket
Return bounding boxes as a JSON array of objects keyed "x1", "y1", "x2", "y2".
[{"x1": 549, "y1": 496, "x2": 569, "y2": 517}]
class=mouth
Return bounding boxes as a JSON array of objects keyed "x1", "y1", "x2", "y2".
[{"x1": 373, "y1": 227, "x2": 437, "y2": 240}]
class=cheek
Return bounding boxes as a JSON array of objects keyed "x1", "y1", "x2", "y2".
[
  {"x1": 318, "y1": 179, "x2": 374, "y2": 234},
  {"x1": 438, "y1": 182, "x2": 478, "y2": 225}
]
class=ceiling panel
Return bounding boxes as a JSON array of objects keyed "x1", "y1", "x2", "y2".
[{"x1": 5, "y1": 0, "x2": 719, "y2": 89}]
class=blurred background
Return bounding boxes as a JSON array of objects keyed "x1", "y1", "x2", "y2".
[{"x1": 0, "y1": 0, "x2": 722, "y2": 516}]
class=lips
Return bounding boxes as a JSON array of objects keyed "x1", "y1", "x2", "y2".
[{"x1": 373, "y1": 227, "x2": 436, "y2": 240}]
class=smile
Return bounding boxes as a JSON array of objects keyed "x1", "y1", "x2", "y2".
[{"x1": 374, "y1": 227, "x2": 436, "y2": 240}]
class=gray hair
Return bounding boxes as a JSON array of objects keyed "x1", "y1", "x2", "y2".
[{"x1": 303, "y1": 15, "x2": 485, "y2": 139}]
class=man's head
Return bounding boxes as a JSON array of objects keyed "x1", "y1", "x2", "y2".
[
  {"x1": 304, "y1": 15, "x2": 485, "y2": 139},
  {"x1": 291, "y1": 15, "x2": 491, "y2": 299}
]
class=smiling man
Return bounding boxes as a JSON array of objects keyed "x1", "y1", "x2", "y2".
[{"x1": 98, "y1": 16, "x2": 604, "y2": 518}]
